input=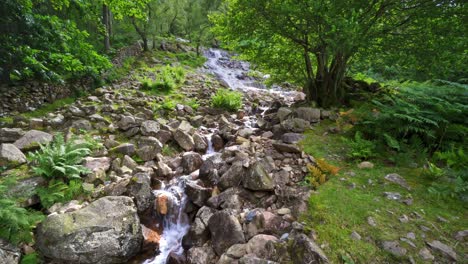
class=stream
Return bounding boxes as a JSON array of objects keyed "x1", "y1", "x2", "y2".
[{"x1": 143, "y1": 48, "x2": 304, "y2": 263}]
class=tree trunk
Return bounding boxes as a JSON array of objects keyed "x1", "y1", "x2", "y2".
[
  {"x1": 102, "y1": 4, "x2": 111, "y2": 53},
  {"x1": 0, "y1": 67, "x2": 11, "y2": 84},
  {"x1": 131, "y1": 17, "x2": 149, "y2": 51}
]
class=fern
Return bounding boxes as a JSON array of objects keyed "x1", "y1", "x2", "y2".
[
  {"x1": 343, "y1": 131, "x2": 376, "y2": 160},
  {"x1": 36, "y1": 179, "x2": 86, "y2": 209},
  {"x1": 305, "y1": 158, "x2": 339, "y2": 188}
]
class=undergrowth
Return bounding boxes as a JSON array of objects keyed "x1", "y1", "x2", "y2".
[{"x1": 211, "y1": 88, "x2": 243, "y2": 112}]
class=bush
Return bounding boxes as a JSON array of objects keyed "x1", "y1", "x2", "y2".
[
  {"x1": 342, "y1": 131, "x2": 376, "y2": 160},
  {"x1": 211, "y1": 88, "x2": 243, "y2": 112},
  {"x1": 0, "y1": 177, "x2": 44, "y2": 245}
]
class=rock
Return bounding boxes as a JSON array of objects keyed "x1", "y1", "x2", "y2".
[
  {"x1": 358, "y1": 161, "x2": 374, "y2": 169},
  {"x1": 29, "y1": 118, "x2": 44, "y2": 129},
  {"x1": 418, "y1": 247, "x2": 435, "y2": 261},
  {"x1": 182, "y1": 152, "x2": 203, "y2": 174},
  {"x1": 155, "y1": 161, "x2": 172, "y2": 178},
  {"x1": 211, "y1": 134, "x2": 224, "y2": 151},
  {"x1": 71, "y1": 119, "x2": 93, "y2": 131},
  {"x1": 193, "y1": 133, "x2": 208, "y2": 153},
  {"x1": 208, "y1": 210, "x2": 246, "y2": 255},
  {"x1": 281, "y1": 133, "x2": 304, "y2": 144},
  {"x1": 83, "y1": 157, "x2": 111, "y2": 172},
  {"x1": 426, "y1": 240, "x2": 457, "y2": 261},
  {"x1": 295, "y1": 107, "x2": 321, "y2": 122},
  {"x1": 243, "y1": 162, "x2": 274, "y2": 191},
  {"x1": 246, "y1": 234, "x2": 278, "y2": 258},
  {"x1": 183, "y1": 206, "x2": 215, "y2": 248},
  {"x1": 117, "y1": 115, "x2": 137, "y2": 130},
  {"x1": 289, "y1": 234, "x2": 329, "y2": 263},
  {"x1": 383, "y1": 192, "x2": 402, "y2": 200},
  {"x1": 225, "y1": 244, "x2": 247, "y2": 259},
  {"x1": 13, "y1": 130, "x2": 53, "y2": 150},
  {"x1": 155, "y1": 130, "x2": 173, "y2": 144},
  {"x1": 272, "y1": 142, "x2": 301, "y2": 153},
  {"x1": 0, "y1": 143, "x2": 26, "y2": 167},
  {"x1": 186, "y1": 181, "x2": 211, "y2": 207},
  {"x1": 350, "y1": 231, "x2": 362, "y2": 240},
  {"x1": 281, "y1": 118, "x2": 310, "y2": 133},
  {"x1": 277, "y1": 107, "x2": 292, "y2": 122},
  {"x1": 277, "y1": 208, "x2": 291, "y2": 215},
  {"x1": 384, "y1": 173, "x2": 410, "y2": 190},
  {"x1": 155, "y1": 194, "x2": 169, "y2": 215},
  {"x1": 48, "y1": 200, "x2": 87, "y2": 215},
  {"x1": 367, "y1": 216, "x2": 377, "y2": 227},
  {"x1": 127, "y1": 173, "x2": 154, "y2": 212},
  {"x1": 454, "y1": 230, "x2": 468, "y2": 241},
  {"x1": 167, "y1": 252, "x2": 186, "y2": 264},
  {"x1": 219, "y1": 163, "x2": 245, "y2": 190},
  {"x1": 174, "y1": 129, "x2": 195, "y2": 151},
  {"x1": 111, "y1": 143, "x2": 136, "y2": 156},
  {"x1": 238, "y1": 128, "x2": 254, "y2": 138},
  {"x1": 36, "y1": 196, "x2": 142, "y2": 264},
  {"x1": 177, "y1": 120, "x2": 193, "y2": 133},
  {"x1": 381, "y1": 241, "x2": 407, "y2": 257},
  {"x1": 141, "y1": 120, "x2": 160, "y2": 137},
  {"x1": 122, "y1": 155, "x2": 138, "y2": 170},
  {"x1": 187, "y1": 246, "x2": 216, "y2": 264},
  {"x1": 238, "y1": 256, "x2": 278, "y2": 264},
  {"x1": 0, "y1": 238, "x2": 21, "y2": 264},
  {"x1": 69, "y1": 106, "x2": 86, "y2": 117},
  {"x1": 0, "y1": 128, "x2": 24, "y2": 143},
  {"x1": 137, "y1": 137, "x2": 163, "y2": 161}
]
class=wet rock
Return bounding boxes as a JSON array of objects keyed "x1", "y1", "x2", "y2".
[
  {"x1": 186, "y1": 181, "x2": 211, "y2": 207},
  {"x1": 13, "y1": 130, "x2": 53, "y2": 150},
  {"x1": 140, "y1": 120, "x2": 160, "y2": 137},
  {"x1": 295, "y1": 107, "x2": 321, "y2": 123},
  {"x1": 385, "y1": 173, "x2": 410, "y2": 190},
  {"x1": 426, "y1": 240, "x2": 457, "y2": 261},
  {"x1": 174, "y1": 129, "x2": 195, "y2": 151},
  {"x1": 281, "y1": 118, "x2": 310, "y2": 133},
  {"x1": 183, "y1": 206, "x2": 215, "y2": 248},
  {"x1": 182, "y1": 152, "x2": 203, "y2": 174},
  {"x1": 71, "y1": 119, "x2": 93, "y2": 131},
  {"x1": 0, "y1": 143, "x2": 26, "y2": 167},
  {"x1": 187, "y1": 246, "x2": 216, "y2": 264},
  {"x1": 208, "y1": 210, "x2": 246, "y2": 255},
  {"x1": 167, "y1": 252, "x2": 186, "y2": 264},
  {"x1": 281, "y1": 133, "x2": 304, "y2": 144},
  {"x1": 272, "y1": 142, "x2": 301, "y2": 153},
  {"x1": 211, "y1": 134, "x2": 224, "y2": 151},
  {"x1": 193, "y1": 133, "x2": 208, "y2": 153},
  {"x1": 243, "y1": 162, "x2": 274, "y2": 191},
  {"x1": 111, "y1": 143, "x2": 136, "y2": 156},
  {"x1": 381, "y1": 241, "x2": 407, "y2": 257},
  {"x1": 126, "y1": 172, "x2": 154, "y2": 212},
  {"x1": 117, "y1": 115, "x2": 137, "y2": 130},
  {"x1": 0, "y1": 238, "x2": 21, "y2": 264},
  {"x1": 36, "y1": 196, "x2": 143, "y2": 264},
  {"x1": 289, "y1": 233, "x2": 329, "y2": 264},
  {"x1": 0, "y1": 128, "x2": 25, "y2": 143},
  {"x1": 219, "y1": 163, "x2": 245, "y2": 190}
]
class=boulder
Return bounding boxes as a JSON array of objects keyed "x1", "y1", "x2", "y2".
[
  {"x1": 238, "y1": 128, "x2": 254, "y2": 138},
  {"x1": 117, "y1": 115, "x2": 137, "y2": 130},
  {"x1": 185, "y1": 181, "x2": 211, "y2": 207},
  {"x1": 0, "y1": 143, "x2": 26, "y2": 167},
  {"x1": 281, "y1": 118, "x2": 310, "y2": 133},
  {"x1": 295, "y1": 107, "x2": 321, "y2": 122},
  {"x1": 137, "y1": 137, "x2": 163, "y2": 161},
  {"x1": 211, "y1": 134, "x2": 224, "y2": 151},
  {"x1": 289, "y1": 234, "x2": 329, "y2": 264},
  {"x1": 426, "y1": 240, "x2": 458, "y2": 261},
  {"x1": 208, "y1": 210, "x2": 246, "y2": 255},
  {"x1": 193, "y1": 133, "x2": 208, "y2": 153},
  {"x1": 183, "y1": 206, "x2": 215, "y2": 249},
  {"x1": 0, "y1": 238, "x2": 21, "y2": 264},
  {"x1": 0, "y1": 128, "x2": 24, "y2": 143},
  {"x1": 127, "y1": 173, "x2": 154, "y2": 212},
  {"x1": 243, "y1": 162, "x2": 275, "y2": 191},
  {"x1": 384, "y1": 173, "x2": 410, "y2": 190},
  {"x1": 111, "y1": 143, "x2": 136, "y2": 156},
  {"x1": 277, "y1": 107, "x2": 292, "y2": 122},
  {"x1": 83, "y1": 157, "x2": 111, "y2": 172},
  {"x1": 36, "y1": 196, "x2": 143, "y2": 264},
  {"x1": 155, "y1": 130, "x2": 173, "y2": 144},
  {"x1": 181, "y1": 152, "x2": 203, "y2": 174},
  {"x1": 281, "y1": 133, "x2": 304, "y2": 144},
  {"x1": 13, "y1": 130, "x2": 53, "y2": 150},
  {"x1": 187, "y1": 246, "x2": 216, "y2": 264},
  {"x1": 246, "y1": 234, "x2": 278, "y2": 258},
  {"x1": 272, "y1": 142, "x2": 301, "y2": 154},
  {"x1": 141, "y1": 121, "x2": 160, "y2": 137},
  {"x1": 219, "y1": 163, "x2": 245, "y2": 190},
  {"x1": 71, "y1": 119, "x2": 93, "y2": 131},
  {"x1": 174, "y1": 129, "x2": 195, "y2": 151}
]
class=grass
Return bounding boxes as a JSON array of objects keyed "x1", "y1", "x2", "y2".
[
  {"x1": 300, "y1": 121, "x2": 468, "y2": 263},
  {"x1": 22, "y1": 97, "x2": 76, "y2": 119},
  {"x1": 211, "y1": 88, "x2": 243, "y2": 112}
]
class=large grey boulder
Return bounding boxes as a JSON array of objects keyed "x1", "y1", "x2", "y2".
[
  {"x1": 117, "y1": 115, "x2": 137, "y2": 131},
  {"x1": 208, "y1": 210, "x2": 245, "y2": 255},
  {"x1": 126, "y1": 172, "x2": 154, "y2": 212},
  {"x1": 289, "y1": 234, "x2": 329, "y2": 263},
  {"x1": 0, "y1": 128, "x2": 25, "y2": 143},
  {"x1": 187, "y1": 246, "x2": 216, "y2": 264},
  {"x1": 137, "y1": 137, "x2": 163, "y2": 161},
  {"x1": 13, "y1": 130, "x2": 53, "y2": 150},
  {"x1": 0, "y1": 143, "x2": 26, "y2": 167},
  {"x1": 183, "y1": 206, "x2": 216, "y2": 248},
  {"x1": 280, "y1": 118, "x2": 310, "y2": 133},
  {"x1": 181, "y1": 152, "x2": 203, "y2": 174},
  {"x1": 36, "y1": 196, "x2": 143, "y2": 264},
  {"x1": 140, "y1": 120, "x2": 160, "y2": 137},
  {"x1": 277, "y1": 107, "x2": 292, "y2": 122},
  {"x1": 219, "y1": 163, "x2": 245, "y2": 190},
  {"x1": 243, "y1": 162, "x2": 275, "y2": 191},
  {"x1": 0, "y1": 238, "x2": 21, "y2": 264},
  {"x1": 295, "y1": 107, "x2": 321, "y2": 123},
  {"x1": 174, "y1": 129, "x2": 195, "y2": 151}
]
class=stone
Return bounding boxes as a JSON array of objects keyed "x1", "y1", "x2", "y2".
[
  {"x1": 0, "y1": 238, "x2": 21, "y2": 264},
  {"x1": 69, "y1": 106, "x2": 86, "y2": 117},
  {"x1": 141, "y1": 120, "x2": 160, "y2": 137},
  {"x1": 185, "y1": 181, "x2": 211, "y2": 207},
  {"x1": 122, "y1": 155, "x2": 138, "y2": 170},
  {"x1": 137, "y1": 137, "x2": 163, "y2": 161},
  {"x1": 117, "y1": 115, "x2": 137, "y2": 130},
  {"x1": 277, "y1": 107, "x2": 292, "y2": 122},
  {"x1": 281, "y1": 133, "x2": 304, "y2": 144},
  {"x1": 238, "y1": 256, "x2": 278, "y2": 264},
  {"x1": 111, "y1": 143, "x2": 136, "y2": 156},
  {"x1": 13, "y1": 130, "x2": 53, "y2": 150},
  {"x1": 193, "y1": 133, "x2": 208, "y2": 153},
  {"x1": 243, "y1": 162, "x2": 275, "y2": 191},
  {"x1": 272, "y1": 142, "x2": 301, "y2": 153},
  {"x1": 238, "y1": 128, "x2": 254, "y2": 138},
  {"x1": 289, "y1": 234, "x2": 329, "y2": 264},
  {"x1": 0, "y1": 143, "x2": 26, "y2": 167},
  {"x1": 155, "y1": 130, "x2": 173, "y2": 144},
  {"x1": 36, "y1": 196, "x2": 142, "y2": 264},
  {"x1": 126, "y1": 173, "x2": 154, "y2": 212},
  {"x1": 187, "y1": 246, "x2": 216, "y2": 264},
  {"x1": 0, "y1": 128, "x2": 24, "y2": 143},
  {"x1": 383, "y1": 192, "x2": 401, "y2": 200},
  {"x1": 454, "y1": 230, "x2": 468, "y2": 241},
  {"x1": 381, "y1": 241, "x2": 407, "y2": 257},
  {"x1": 208, "y1": 210, "x2": 246, "y2": 255},
  {"x1": 295, "y1": 107, "x2": 321, "y2": 122},
  {"x1": 246, "y1": 234, "x2": 278, "y2": 258},
  {"x1": 418, "y1": 247, "x2": 434, "y2": 261},
  {"x1": 83, "y1": 157, "x2": 111, "y2": 172},
  {"x1": 174, "y1": 129, "x2": 195, "y2": 151},
  {"x1": 29, "y1": 118, "x2": 44, "y2": 129},
  {"x1": 211, "y1": 134, "x2": 224, "y2": 151},
  {"x1": 426, "y1": 240, "x2": 457, "y2": 261},
  {"x1": 71, "y1": 119, "x2": 93, "y2": 131},
  {"x1": 226, "y1": 244, "x2": 247, "y2": 259},
  {"x1": 350, "y1": 231, "x2": 362, "y2": 240},
  {"x1": 385, "y1": 173, "x2": 411, "y2": 190},
  {"x1": 281, "y1": 118, "x2": 310, "y2": 133},
  {"x1": 156, "y1": 161, "x2": 172, "y2": 178},
  {"x1": 182, "y1": 152, "x2": 204, "y2": 174},
  {"x1": 183, "y1": 207, "x2": 216, "y2": 249},
  {"x1": 367, "y1": 216, "x2": 377, "y2": 227},
  {"x1": 358, "y1": 161, "x2": 374, "y2": 169},
  {"x1": 219, "y1": 163, "x2": 245, "y2": 190},
  {"x1": 177, "y1": 120, "x2": 193, "y2": 133}
]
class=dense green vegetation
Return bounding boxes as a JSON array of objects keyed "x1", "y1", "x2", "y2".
[{"x1": 211, "y1": 88, "x2": 243, "y2": 112}]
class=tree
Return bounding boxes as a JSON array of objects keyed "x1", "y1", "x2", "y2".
[{"x1": 212, "y1": 0, "x2": 466, "y2": 107}]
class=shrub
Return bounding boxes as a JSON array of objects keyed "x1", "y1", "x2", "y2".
[
  {"x1": 342, "y1": 131, "x2": 376, "y2": 160},
  {"x1": 0, "y1": 177, "x2": 44, "y2": 245},
  {"x1": 36, "y1": 179, "x2": 86, "y2": 209},
  {"x1": 211, "y1": 88, "x2": 243, "y2": 112},
  {"x1": 141, "y1": 65, "x2": 186, "y2": 93}
]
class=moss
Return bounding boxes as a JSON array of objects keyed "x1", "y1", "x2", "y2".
[{"x1": 22, "y1": 97, "x2": 76, "y2": 119}]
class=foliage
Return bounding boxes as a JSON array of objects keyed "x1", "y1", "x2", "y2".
[
  {"x1": 0, "y1": 177, "x2": 44, "y2": 245},
  {"x1": 211, "y1": 88, "x2": 243, "y2": 112},
  {"x1": 36, "y1": 179, "x2": 86, "y2": 209},
  {"x1": 22, "y1": 97, "x2": 76, "y2": 119},
  {"x1": 105, "y1": 56, "x2": 137, "y2": 83},
  {"x1": 342, "y1": 131, "x2": 376, "y2": 161},
  {"x1": 211, "y1": 0, "x2": 465, "y2": 107},
  {"x1": 141, "y1": 65, "x2": 186, "y2": 93},
  {"x1": 21, "y1": 253, "x2": 40, "y2": 264},
  {"x1": 28, "y1": 134, "x2": 91, "y2": 181},
  {"x1": 305, "y1": 158, "x2": 339, "y2": 188}
]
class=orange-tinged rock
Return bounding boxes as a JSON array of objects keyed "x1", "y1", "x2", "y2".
[
  {"x1": 155, "y1": 195, "x2": 168, "y2": 215},
  {"x1": 142, "y1": 224, "x2": 160, "y2": 245}
]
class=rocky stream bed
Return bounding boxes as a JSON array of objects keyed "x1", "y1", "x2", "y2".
[{"x1": 0, "y1": 49, "x2": 337, "y2": 264}]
